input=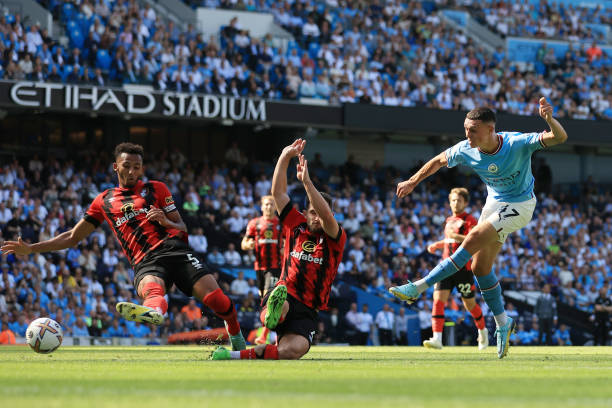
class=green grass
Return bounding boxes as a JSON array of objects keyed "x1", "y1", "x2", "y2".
[{"x1": 1, "y1": 346, "x2": 611, "y2": 408}]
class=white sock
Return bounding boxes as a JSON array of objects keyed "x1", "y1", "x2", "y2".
[
  {"x1": 478, "y1": 327, "x2": 487, "y2": 334},
  {"x1": 493, "y1": 312, "x2": 508, "y2": 328},
  {"x1": 230, "y1": 351, "x2": 241, "y2": 360},
  {"x1": 432, "y1": 331, "x2": 443, "y2": 342},
  {"x1": 414, "y1": 278, "x2": 429, "y2": 294}
]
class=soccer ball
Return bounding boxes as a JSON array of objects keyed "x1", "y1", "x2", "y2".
[{"x1": 26, "y1": 317, "x2": 63, "y2": 354}]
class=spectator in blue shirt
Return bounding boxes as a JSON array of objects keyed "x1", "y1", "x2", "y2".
[
  {"x1": 131, "y1": 322, "x2": 152, "y2": 338},
  {"x1": 104, "y1": 319, "x2": 126, "y2": 338},
  {"x1": 553, "y1": 324, "x2": 572, "y2": 345},
  {"x1": 206, "y1": 247, "x2": 225, "y2": 265},
  {"x1": 72, "y1": 317, "x2": 90, "y2": 337},
  {"x1": 9, "y1": 314, "x2": 29, "y2": 337}
]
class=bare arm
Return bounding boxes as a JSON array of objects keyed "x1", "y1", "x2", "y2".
[
  {"x1": 271, "y1": 139, "x2": 306, "y2": 214},
  {"x1": 1, "y1": 218, "x2": 95, "y2": 255},
  {"x1": 298, "y1": 154, "x2": 339, "y2": 238},
  {"x1": 539, "y1": 97, "x2": 568, "y2": 147},
  {"x1": 396, "y1": 151, "x2": 448, "y2": 198},
  {"x1": 146, "y1": 207, "x2": 187, "y2": 232}
]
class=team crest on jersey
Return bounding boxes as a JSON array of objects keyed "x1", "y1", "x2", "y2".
[
  {"x1": 121, "y1": 203, "x2": 135, "y2": 213},
  {"x1": 140, "y1": 189, "x2": 147, "y2": 198},
  {"x1": 302, "y1": 241, "x2": 316, "y2": 253},
  {"x1": 487, "y1": 163, "x2": 499, "y2": 173},
  {"x1": 264, "y1": 230, "x2": 274, "y2": 239}
]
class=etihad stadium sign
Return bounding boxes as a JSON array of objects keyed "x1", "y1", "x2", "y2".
[{"x1": 0, "y1": 80, "x2": 266, "y2": 121}]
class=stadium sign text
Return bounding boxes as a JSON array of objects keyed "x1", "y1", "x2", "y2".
[{"x1": 4, "y1": 81, "x2": 266, "y2": 121}]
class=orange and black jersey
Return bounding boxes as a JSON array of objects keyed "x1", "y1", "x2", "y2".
[
  {"x1": 442, "y1": 212, "x2": 477, "y2": 269},
  {"x1": 246, "y1": 216, "x2": 282, "y2": 271},
  {"x1": 84, "y1": 180, "x2": 186, "y2": 266},
  {"x1": 277, "y1": 203, "x2": 346, "y2": 311}
]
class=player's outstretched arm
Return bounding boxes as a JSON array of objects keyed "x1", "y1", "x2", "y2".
[
  {"x1": 271, "y1": 138, "x2": 306, "y2": 213},
  {"x1": 538, "y1": 97, "x2": 568, "y2": 147},
  {"x1": 297, "y1": 154, "x2": 339, "y2": 238},
  {"x1": 396, "y1": 151, "x2": 448, "y2": 198},
  {"x1": 1, "y1": 218, "x2": 95, "y2": 255}
]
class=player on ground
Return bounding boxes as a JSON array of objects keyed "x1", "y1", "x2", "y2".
[
  {"x1": 1, "y1": 143, "x2": 246, "y2": 351},
  {"x1": 389, "y1": 98, "x2": 568, "y2": 358},
  {"x1": 241, "y1": 195, "x2": 282, "y2": 344},
  {"x1": 211, "y1": 138, "x2": 347, "y2": 360},
  {"x1": 423, "y1": 187, "x2": 488, "y2": 350}
]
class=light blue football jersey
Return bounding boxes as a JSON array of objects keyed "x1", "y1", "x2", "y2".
[{"x1": 445, "y1": 131, "x2": 546, "y2": 203}]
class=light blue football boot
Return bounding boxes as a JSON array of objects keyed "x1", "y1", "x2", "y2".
[
  {"x1": 495, "y1": 317, "x2": 516, "y2": 359},
  {"x1": 389, "y1": 282, "x2": 419, "y2": 304}
]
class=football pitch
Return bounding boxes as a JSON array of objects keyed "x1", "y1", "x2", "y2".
[{"x1": 1, "y1": 346, "x2": 611, "y2": 408}]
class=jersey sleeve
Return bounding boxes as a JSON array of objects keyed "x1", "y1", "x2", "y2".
[
  {"x1": 330, "y1": 226, "x2": 347, "y2": 248},
  {"x1": 246, "y1": 219, "x2": 257, "y2": 238},
  {"x1": 83, "y1": 193, "x2": 105, "y2": 227},
  {"x1": 508, "y1": 131, "x2": 546, "y2": 153},
  {"x1": 444, "y1": 141, "x2": 467, "y2": 168},
  {"x1": 278, "y1": 202, "x2": 305, "y2": 230},
  {"x1": 154, "y1": 181, "x2": 177, "y2": 213}
]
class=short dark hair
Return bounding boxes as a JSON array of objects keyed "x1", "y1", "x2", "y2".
[
  {"x1": 114, "y1": 142, "x2": 144, "y2": 160},
  {"x1": 466, "y1": 107, "x2": 496, "y2": 123},
  {"x1": 305, "y1": 192, "x2": 333, "y2": 212}
]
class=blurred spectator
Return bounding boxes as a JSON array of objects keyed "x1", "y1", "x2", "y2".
[
  {"x1": 356, "y1": 304, "x2": 373, "y2": 345},
  {"x1": 535, "y1": 284, "x2": 557, "y2": 345},
  {"x1": 375, "y1": 304, "x2": 394, "y2": 346},
  {"x1": 230, "y1": 271, "x2": 249, "y2": 296},
  {"x1": 593, "y1": 287, "x2": 611, "y2": 345},
  {"x1": 181, "y1": 299, "x2": 202, "y2": 324},
  {"x1": 394, "y1": 307, "x2": 409, "y2": 346}
]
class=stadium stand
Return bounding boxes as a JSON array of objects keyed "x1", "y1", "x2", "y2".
[
  {"x1": 0, "y1": 0, "x2": 609, "y2": 120},
  {"x1": 0, "y1": 141, "x2": 610, "y2": 345}
]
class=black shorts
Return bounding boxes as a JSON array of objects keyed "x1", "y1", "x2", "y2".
[
  {"x1": 262, "y1": 291, "x2": 318, "y2": 347},
  {"x1": 133, "y1": 238, "x2": 211, "y2": 297},
  {"x1": 434, "y1": 267, "x2": 476, "y2": 299},
  {"x1": 255, "y1": 269, "x2": 281, "y2": 293}
]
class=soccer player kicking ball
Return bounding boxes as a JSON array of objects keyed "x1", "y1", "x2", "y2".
[
  {"x1": 390, "y1": 98, "x2": 568, "y2": 358},
  {"x1": 423, "y1": 187, "x2": 488, "y2": 350},
  {"x1": 241, "y1": 195, "x2": 282, "y2": 344},
  {"x1": 212, "y1": 139, "x2": 346, "y2": 360},
  {"x1": 1, "y1": 143, "x2": 246, "y2": 351}
]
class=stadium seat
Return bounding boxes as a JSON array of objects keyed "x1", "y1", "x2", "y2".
[
  {"x1": 96, "y1": 49, "x2": 111, "y2": 70},
  {"x1": 69, "y1": 28, "x2": 84, "y2": 49},
  {"x1": 61, "y1": 3, "x2": 74, "y2": 22}
]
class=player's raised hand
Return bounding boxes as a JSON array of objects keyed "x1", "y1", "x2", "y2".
[
  {"x1": 0, "y1": 237, "x2": 33, "y2": 255},
  {"x1": 539, "y1": 97, "x2": 553, "y2": 122},
  {"x1": 296, "y1": 154, "x2": 310, "y2": 183},
  {"x1": 396, "y1": 179, "x2": 417, "y2": 198},
  {"x1": 146, "y1": 205, "x2": 169, "y2": 227},
  {"x1": 281, "y1": 139, "x2": 306, "y2": 159}
]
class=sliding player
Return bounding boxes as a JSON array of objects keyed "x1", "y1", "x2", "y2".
[{"x1": 212, "y1": 139, "x2": 346, "y2": 360}]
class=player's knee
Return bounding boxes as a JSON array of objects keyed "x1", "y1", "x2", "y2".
[{"x1": 279, "y1": 345, "x2": 307, "y2": 360}]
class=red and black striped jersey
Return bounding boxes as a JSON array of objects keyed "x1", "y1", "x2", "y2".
[
  {"x1": 277, "y1": 203, "x2": 346, "y2": 311},
  {"x1": 246, "y1": 216, "x2": 282, "y2": 271},
  {"x1": 443, "y1": 212, "x2": 477, "y2": 269},
  {"x1": 83, "y1": 180, "x2": 186, "y2": 266}
]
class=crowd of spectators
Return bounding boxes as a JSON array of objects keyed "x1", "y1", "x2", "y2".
[
  {"x1": 459, "y1": 0, "x2": 612, "y2": 43},
  {"x1": 0, "y1": 0, "x2": 609, "y2": 121},
  {"x1": 0, "y1": 141, "x2": 610, "y2": 345}
]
